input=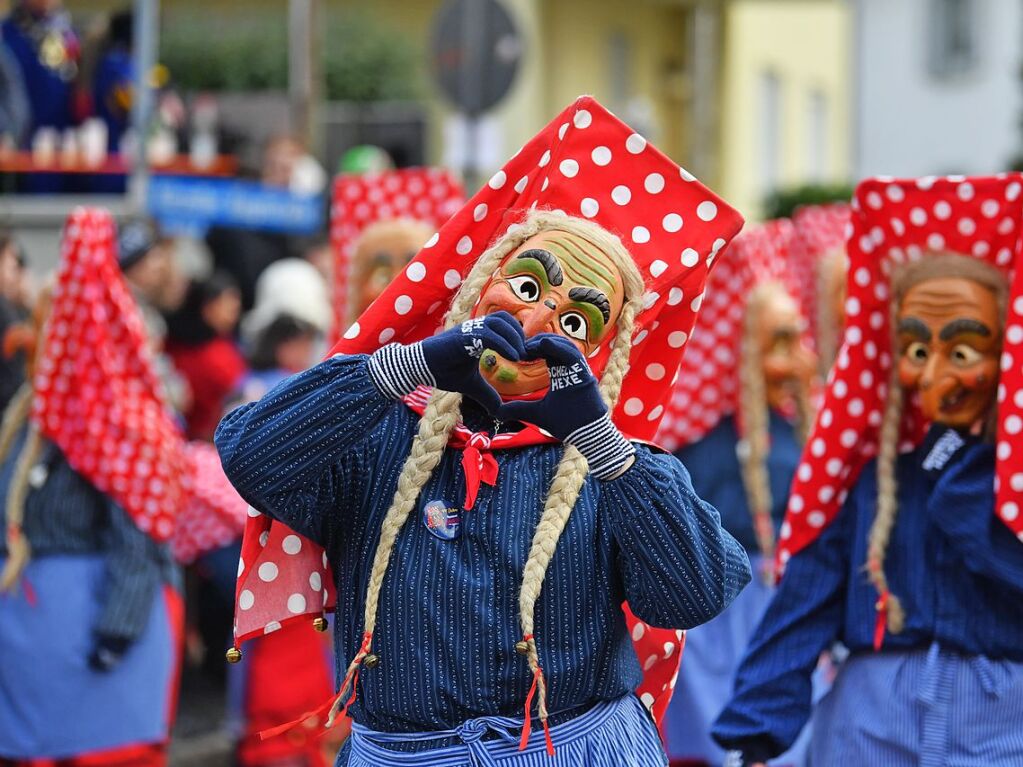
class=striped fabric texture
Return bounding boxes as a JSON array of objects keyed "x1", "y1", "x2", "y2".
[
  {"x1": 367, "y1": 343, "x2": 436, "y2": 400},
  {"x1": 713, "y1": 432, "x2": 1023, "y2": 759},
  {"x1": 346, "y1": 694, "x2": 667, "y2": 766},
  {"x1": 564, "y1": 414, "x2": 636, "y2": 480},
  {"x1": 0, "y1": 431, "x2": 175, "y2": 639},
  {"x1": 215, "y1": 354, "x2": 750, "y2": 738}
]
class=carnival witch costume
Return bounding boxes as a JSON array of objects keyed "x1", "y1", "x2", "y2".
[
  {"x1": 656, "y1": 220, "x2": 819, "y2": 766},
  {"x1": 0, "y1": 209, "x2": 184, "y2": 764},
  {"x1": 217, "y1": 96, "x2": 751, "y2": 766},
  {"x1": 714, "y1": 174, "x2": 1023, "y2": 766}
]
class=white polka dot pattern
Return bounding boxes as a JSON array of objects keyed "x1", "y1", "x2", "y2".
[
  {"x1": 657, "y1": 219, "x2": 810, "y2": 452},
  {"x1": 171, "y1": 442, "x2": 251, "y2": 565},
  {"x1": 234, "y1": 96, "x2": 744, "y2": 650},
  {"x1": 624, "y1": 603, "x2": 684, "y2": 725},
  {"x1": 777, "y1": 174, "x2": 1023, "y2": 577},
  {"x1": 329, "y1": 168, "x2": 465, "y2": 343},
  {"x1": 34, "y1": 209, "x2": 188, "y2": 544}
]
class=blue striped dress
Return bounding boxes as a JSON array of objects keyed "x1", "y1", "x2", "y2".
[
  {"x1": 713, "y1": 428, "x2": 1023, "y2": 765},
  {"x1": 215, "y1": 354, "x2": 752, "y2": 765}
]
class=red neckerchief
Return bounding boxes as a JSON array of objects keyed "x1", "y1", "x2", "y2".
[{"x1": 401, "y1": 386, "x2": 560, "y2": 510}]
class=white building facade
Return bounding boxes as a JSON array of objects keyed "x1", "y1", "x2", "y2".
[{"x1": 854, "y1": 0, "x2": 1023, "y2": 177}]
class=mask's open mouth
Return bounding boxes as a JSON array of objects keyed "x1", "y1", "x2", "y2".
[{"x1": 939, "y1": 385, "x2": 969, "y2": 414}]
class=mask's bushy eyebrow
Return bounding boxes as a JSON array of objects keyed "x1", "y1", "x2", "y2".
[
  {"x1": 939, "y1": 318, "x2": 992, "y2": 341},
  {"x1": 569, "y1": 287, "x2": 611, "y2": 323},
  {"x1": 516, "y1": 249, "x2": 563, "y2": 286},
  {"x1": 897, "y1": 317, "x2": 932, "y2": 341}
]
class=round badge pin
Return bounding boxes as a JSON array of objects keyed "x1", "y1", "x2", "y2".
[{"x1": 423, "y1": 499, "x2": 461, "y2": 541}]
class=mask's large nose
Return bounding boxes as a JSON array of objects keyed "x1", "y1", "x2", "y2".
[{"x1": 519, "y1": 302, "x2": 557, "y2": 337}]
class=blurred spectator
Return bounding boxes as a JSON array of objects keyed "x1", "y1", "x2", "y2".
[
  {"x1": 232, "y1": 314, "x2": 319, "y2": 407},
  {"x1": 296, "y1": 233, "x2": 332, "y2": 286},
  {"x1": 92, "y1": 9, "x2": 132, "y2": 153},
  {"x1": 205, "y1": 134, "x2": 314, "y2": 310},
  {"x1": 0, "y1": 231, "x2": 27, "y2": 412},
  {"x1": 0, "y1": 43, "x2": 29, "y2": 146},
  {"x1": 166, "y1": 272, "x2": 246, "y2": 441},
  {"x1": 117, "y1": 219, "x2": 191, "y2": 413},
  {"x1": 1, "y1": 0, "x2": 80, "y2": 150},
  {"x1": 240, "y1": 258, "x2": 332, "y2": 358}
]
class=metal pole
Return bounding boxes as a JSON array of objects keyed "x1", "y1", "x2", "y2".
[
  {"x1": 289, "y1": 0, "x2": 321, "y2": 153},
  {"x1": 128, "y1": 0, "x2": 158, "y2": 214}
]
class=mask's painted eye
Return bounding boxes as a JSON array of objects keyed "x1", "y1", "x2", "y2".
[
  {"x1": 507, "y1": 275, "x2": 541, "y2": 303},
  {"x1": 904, "y1": 341, "x2": 929, "y2": 363},
  {"x1": 951, "y1": 344, "x2": 983, "y2": 366},
  {"x1": 559, "y1": 311, "x2": 589, "y2": 342}
]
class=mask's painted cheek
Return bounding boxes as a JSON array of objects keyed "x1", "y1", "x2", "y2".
[{"x1": 897, "y1": 357, "x2": 923, "y2": 390}]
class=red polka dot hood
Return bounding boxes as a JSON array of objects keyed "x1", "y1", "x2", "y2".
[{"x1": 777, "y1": 174, "x2": 1023, "y2": 577}]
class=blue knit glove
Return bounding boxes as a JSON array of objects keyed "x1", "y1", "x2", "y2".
[
  {"x1": 495, "y1": 334, "x2": 635, "y2": 479},
  {"x1": 368, "y1": 311, "x2": 527, "y2": 413},
  {"x1": 88, "y1": 634, "x2": 132, "y2": 672}
]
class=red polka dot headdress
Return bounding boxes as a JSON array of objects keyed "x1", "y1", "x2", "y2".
[
  {"x1": 230, "y1": 97, "x2": 743, "y2": 734},
  {"x1": 330, "y1": 168, "x2": 464, "y2": 338},
  {"x1": 657, "y1": 218, "x2": 800, "y2": 452},
  {"x1": 32, "y1": 208, "x2": 188, "y2": 541},
  {"x1": 778, "y1": 173, "x2": 1023, "y2": 574},
  {"x1": 790, "y1": 204, "x2": 851, "y2": 352}
]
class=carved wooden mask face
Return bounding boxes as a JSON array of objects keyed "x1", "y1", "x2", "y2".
[
  {"x1": 896, "y1": 276, "x2": 1001, "y2": 430},
  {"x1": 473, "y1": 229, "x2": 626, "y2": 396},
  {"x1": 350, "y1": 220, "x2": 434, "y2": 321}
]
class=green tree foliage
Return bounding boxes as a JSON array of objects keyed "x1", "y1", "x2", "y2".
[
  {"x1": 763, "y1": 182, "x2": 855, "y2": 220},
  {"x1": 160, "y1": 11, "x2": 423, "y2": 101}
]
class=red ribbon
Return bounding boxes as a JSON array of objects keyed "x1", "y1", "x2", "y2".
[
  {"x1": 460, "y1": 432, "x2": 499, "y2": 510},
  {"x1": 873, "y1": 590, "x2": 888, "y2": 651}
]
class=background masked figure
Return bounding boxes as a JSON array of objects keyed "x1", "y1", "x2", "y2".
[
  {"x1": 790, "y1": 204, "x2": 851, "y2": 375},
  {"x1": 218, "y1": 97, "x2": 751, "y2": 766},
  {"x1": 0, "y1": 210, "x2": 183, "y2": 767},
  {"x1": 657, "y1": 221, "x2": 819, "y2": 766},
  {"x1": 714, "y1": 175, "x2": 1023, "y2": 767}
]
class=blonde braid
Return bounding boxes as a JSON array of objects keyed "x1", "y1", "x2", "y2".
[
  {"x1": 517, "y1": 250, "x2": 643, "y2": 728},
  {"x1": 0, "y1": 384, "x2": 33, "y2": 464},
  {"x1": 0, "y1": 423, "x2": 43, "y2": 592},
  {"x1": 738, "y1": 287, "x2": 775, "y2": 561},
  {"x1": 869, "y1": 354, "x2": 905, "y2": 634}
]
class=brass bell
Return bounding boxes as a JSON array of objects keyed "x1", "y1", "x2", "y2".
[
  {"x1": 226, "y1": 647, "x2": 243, "y2": 663},
  {"x1": 313, "y1": 617, "x2": 328, "y2": 632},
  {"x1": 515, "y1": 640, "x2": 530, "y2": 656},
  {"x1": 362, "y1": 653, "x2": 381, "y2": 669}
]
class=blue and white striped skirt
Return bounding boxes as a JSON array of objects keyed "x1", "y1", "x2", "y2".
[
  {"x1": 812, "y1": 642, "x2": 1023, "y2": 767},
  {"x1": 341, "y1": 694, "x2": 667, "y2": 766}
]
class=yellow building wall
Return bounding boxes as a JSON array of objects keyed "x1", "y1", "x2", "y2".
[{"x1": 719, "y1": 0, "x2": 851, "y2": 221}]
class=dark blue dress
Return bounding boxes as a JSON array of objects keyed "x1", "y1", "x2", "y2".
[
  {"x1": 215, "y1": 354, "x2": 752, "y2": 762},
  {"x1": 662, "y1": 412, "x2": 806, "y2": 764},
  {"x1": 713, "y1": 429, "x2": 1023, "y2": 765}
]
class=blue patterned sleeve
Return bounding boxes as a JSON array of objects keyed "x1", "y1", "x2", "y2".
[
  {"x1": 96, "y1": 503, "x2": 162, "y2": 641},
  {"x1": 215, "y1": 354, "x2": 414, "y2": 546},
  {"x1": 711, "y1": 492, "x2": 855, "y2": 759},
  {"x1": 930, "y1": 444, "x2": 1023, "y2": 594},
  {"x1": 600, "y1": 446, "x2": 752, "y2": 629}
]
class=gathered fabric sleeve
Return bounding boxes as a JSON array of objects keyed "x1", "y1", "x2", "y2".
[
  {"x1": 96, "y1": 503, "x2": 163, "y2": 641},
  {"x1": 214, "y1": 354, "x2": 414, "y2": 547},
  {"x1": 930, "y1": 443, "x2": 1023, "y2": 595},
  {"x1": 601, "y1": 446, "x2": 752, "y2": 629},
  {"x1": 711, "y1": 493, "x2": 855, "y2": 761}
]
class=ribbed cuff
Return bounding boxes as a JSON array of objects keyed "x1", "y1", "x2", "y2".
[
  {"x1": 565, "y1": 414, "x2": 636, "y2": 480},
  {"x1": 368, "y1": 343, "x2": 435, "y2": 400}
]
